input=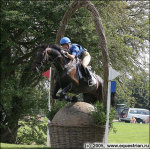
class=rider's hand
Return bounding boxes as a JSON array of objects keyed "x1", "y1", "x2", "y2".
[
  {"x1": 63, "y1": 51, "x2": 68, "y2": 55},
  {"x1": 65, "y1": 52, "x2": 68, "y2": 55}
]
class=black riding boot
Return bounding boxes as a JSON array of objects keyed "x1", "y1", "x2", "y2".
[{"x1": 85, "y1": 68, "x2": 95, "y2": 86}]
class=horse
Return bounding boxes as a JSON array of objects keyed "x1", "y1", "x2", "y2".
[{"x1": 32, "y1": 44, "x2": 105, "y2": 104}]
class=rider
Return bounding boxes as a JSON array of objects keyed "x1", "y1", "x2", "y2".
[{"x1": 60, "y1": 37, "x2": 94, "y2": 86}]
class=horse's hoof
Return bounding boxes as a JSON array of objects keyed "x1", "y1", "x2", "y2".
[
  {"x1": 71, "y1": 96, "x2": 78, "y2": 102},
  {"x1": 59, "y1": 92, "x2": 66, "y2": 98},
  {"x1": 65, "y1": 98, "x2": 71, "y2": 102},
  {"x1": 63, "y1": 96, "x2": 70, "y2": 102}
]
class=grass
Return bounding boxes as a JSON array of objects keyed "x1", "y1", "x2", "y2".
[
  {"x1": 0, "y1": 143, "x2": 50, "y2": 149},
  {"x1": 108, "y1": 122, "x2": 149, "y2": 144},
  {"x1": 1, "y1": 122, "x2": 149, "y2": 148}
]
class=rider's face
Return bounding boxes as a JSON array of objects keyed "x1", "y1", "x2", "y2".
[{"x1": 61, "y1": 44, "x2": 70, "y2": 50}]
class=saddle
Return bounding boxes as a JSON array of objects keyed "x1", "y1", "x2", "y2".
[{"x1": 64, "y1": 57, "x2": 96, "y2": 86}]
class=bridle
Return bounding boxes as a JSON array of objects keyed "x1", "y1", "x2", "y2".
[
  {"x1": 34, "y1": 46, "x2": 66, "y2": 72},
  {"x1": 43, "y1": 48, "x2": 62, "y2": 65}
]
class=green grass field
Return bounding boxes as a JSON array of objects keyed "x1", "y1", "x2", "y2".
[
  {"x1": 1, "y1": 122, "x2": 149, "y2": 148},
  {"x1": 0, "y1": 143, "x2": 50, "y2": 149},
  {"x1": 108, "y1": 122, "x2": 149, "y2": 144}
]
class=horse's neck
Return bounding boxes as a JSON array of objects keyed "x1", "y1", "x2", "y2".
[
  {"x1": 64, "y1": 58, "x2": 77, "y2": 70},
  {"x1": 54, "y1": 63, "x2": 64, "y2": 72},
  {"x1": 53, "y1": 56, "x2": 77, "y2": 74},
  {"x1": 54, "y1": 59, "x2": 76, "y2": 76}
]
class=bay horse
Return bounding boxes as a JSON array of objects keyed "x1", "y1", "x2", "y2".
[{"x1": 32, "y1": 44, "x2": 104, "y2": 104}]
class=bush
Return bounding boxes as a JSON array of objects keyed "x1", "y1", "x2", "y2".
[
  {"x1": 16, "y1": 117, "x2": 48, "y2": 145},
  {"x1": 16, "y1": 100, "x2": 68, "y2": 145},
  {"x1": 91, "y1": 101, "x2": 116, "y2": 127},
  {"x1": 47, "y1": 100, "x2": 68, "y2": 121}
]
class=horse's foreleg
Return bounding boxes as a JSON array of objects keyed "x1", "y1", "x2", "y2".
[
  {"x1": 60, "y1": 83, "x2": 72, "y2": 97},
  {"x1": 52, "y1": 81, "x2": 61, "y2": 99},
  {"x1": 60, "y1": 83, "x2": 78, "y2": 102}
]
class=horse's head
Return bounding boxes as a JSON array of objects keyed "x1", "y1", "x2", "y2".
[
  {"x1": 32, "y1": 44, "x2": 49, "y2": 72},
  {"x1": 32, "y1": 44, "x2": 65, "y2": 72}
]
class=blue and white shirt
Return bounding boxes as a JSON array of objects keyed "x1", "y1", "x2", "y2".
[{"x1": 69, "y1": 44, "x2": 87, "y2": 57}]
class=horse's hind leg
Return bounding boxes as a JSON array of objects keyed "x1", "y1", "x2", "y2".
[
  {"x1": 83, "y1": 93, "x2": 97, "y2": 104},
  {"x1": 111, "y1": 92, "x2": 115, "y2": 107}
]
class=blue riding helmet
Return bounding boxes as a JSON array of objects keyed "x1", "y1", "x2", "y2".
[{"x1": 60, "y1": 37, "x2": 71, "y2": 45}]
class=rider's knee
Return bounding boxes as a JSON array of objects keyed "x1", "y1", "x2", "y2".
[{"x1": 81, "y1": 52, "x2": 91, "y2": 67}]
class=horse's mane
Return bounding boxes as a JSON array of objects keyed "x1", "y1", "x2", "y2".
[
  {"x1": 50, "y1": 45, "x2": 68, "y2": 59},
  {"x1": 37, "y1": 44, "x2": 62, "y2": 53},
  {"x1": 50, "y1": 45, "x2": 62, "y2": 53},
  {"x1": 38, "y1": 44, "x2": 49, "y2": 52},
  {"x1": 50, "y1": 45, "x2": 72, "y2": 65}
]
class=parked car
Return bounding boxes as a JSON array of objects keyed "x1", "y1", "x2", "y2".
[
  {"x1": 115, "y1": 104, "x2": 127, "y2": 119},
  {"x1": 116, "y1": 104, "x2": 127, "y2": 115},
  {"x1": 119, "y1": 108, "x2": 150, "y2": 123}
]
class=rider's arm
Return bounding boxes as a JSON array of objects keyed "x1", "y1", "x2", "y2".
[
  {"x1": 66, "y1": 44, "x2": 79, "y2": 60},
  {"x1": 66, "y1": 53, "x2": 75, "y2": 60}
]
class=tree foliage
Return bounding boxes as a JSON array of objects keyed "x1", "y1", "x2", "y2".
[
  {"x1": 0, "y1": 0, "x2": 149, "y2": 144},
  {"x1": 1, "y1": 0, "x2": 70, "y2": 143},
  {"x1": 17, "y1": 117, "x2": 48, "y2": 145},
  {"x1": 62, "y1": 0, "x2": 149, "y2": 108}
]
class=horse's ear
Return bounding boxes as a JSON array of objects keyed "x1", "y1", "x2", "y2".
[
  {"x1": 38, "y1": 44, "x2": 48, "y2": 50},
  {"x1": 46, "y1": 47, "x2": 51, "y2": 54},
  {"x1": 47, "y1": 45, "x2": 50, "y2": 48}
]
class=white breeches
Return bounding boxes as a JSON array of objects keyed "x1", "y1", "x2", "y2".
[{"x1": 81, "y1": 52, "x2": 91, "y2": 68}]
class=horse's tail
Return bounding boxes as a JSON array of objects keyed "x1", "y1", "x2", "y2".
[
  {"x1": 96, "y1": 75, "x2": 116, "y2": 107},
  {"x1": 95, "y1": 75, "x2": 104, "y2": 103}
]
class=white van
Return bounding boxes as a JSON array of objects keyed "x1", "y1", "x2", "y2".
[{"x1": 119, "y1": 108, "x2": 149, "y2": 123}]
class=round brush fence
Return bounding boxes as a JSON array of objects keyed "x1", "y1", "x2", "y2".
[{"x1": 49, "y1": 102, "x2": 105, "y2": 148}]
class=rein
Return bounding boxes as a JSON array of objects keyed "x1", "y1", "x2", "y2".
[
  {"x1": 51, "y1": 55, "x2": 62, "y2": 64},
  {"x1": 43, "y1": 47, "x2": 72, "y2": 70}
]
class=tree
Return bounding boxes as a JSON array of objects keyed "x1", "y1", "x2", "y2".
[
  {"x1": 1, "y1": 0, "x2": 149, "y2": 143},
  {"x1": 0, "y1": 0, "x2": 71, "y2": 143},
  {"x1": 59, "y1": 0, "x2": 149, "y2": 108},
  {"x1": 109, "y1": 1, "x2": 149, "y2": 107},
  {"x1": 131, "y1": 71, "x2": 149, "y2": 109}
]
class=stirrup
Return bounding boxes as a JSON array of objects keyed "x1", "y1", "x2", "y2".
[{"x1": 88, "y1": 79, "x2": 94, "y2": 86}]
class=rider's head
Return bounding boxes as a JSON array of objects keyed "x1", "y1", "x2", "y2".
[{"x1": 60, "y1": 37, "x2": 71, "y2": 50}]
